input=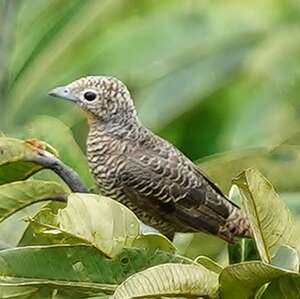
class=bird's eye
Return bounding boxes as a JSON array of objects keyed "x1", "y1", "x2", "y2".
[{"x1": 83, "y1": 91, "x2": 97, "y2": 101}]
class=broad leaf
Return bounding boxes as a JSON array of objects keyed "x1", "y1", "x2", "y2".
[
  {"x1": 0, "y1": 203, "x2": 48, "y2": 249},
  {"x1": 271, "y1": 245, "x2": 299, "y2": 272},
  {"x1": 0, "y1": 285, "x2": 106, "y2": 299},
  {"x1": 0, "y1": 286, "x2": 37, "y2": 299},
  {"x1": 0, "y1": 181, "x2": 67, "y2": 248},
  {"x1": 228, "y1": 239, "x2": 259, "y2": 264},
  {"x1": 0, "y1": 277, "x2": 114, "y2": 296},
  {"x1": 173, "y1": 232, "x2": 226, "y2": 260},
  {"x1": 0, "y1": 245, "x2": 188, "y2": 291},
  {"x1": 18, "y1": 202, "x2": 72, "y2": 246},
  {"x1": 198, "y1": 146, "x2": 300, "y2": 193},
  {"x1": 84, "y1": 296, "x2": 109, "y2": 299},
  {"x1": 233, "y1": 168, "x2": 293, "y2": 263},
  {"x1": 132, "y1": 233, "x2": 176, "y2": 254},
  {"x1": 0, "y1": 180, "x2": 68, "y2": 223},
  {"x1": 289, "y1": 219, "x2": 300, "y2": 256},
  {"x1": 0, "y1": 137, "x2": 45, "y2": 185},
  {"x1": 194, "y1": 256, "x2": 223, "y2": 274},
  {"x1": 22, "y1": 216, "x2": 90, "y2": 248},
  {"x1": 58, "y1": 193, "x2": 140, "y2": 257},
  {"x1": 220, "y1": 261, "x2": 298, "y2": 299},
  {"x1": 261, "y1": 274, "x2": 300, "y2": 299},
  {"x1": 281, "y1": 193, "x2": 300, "y2": 217},
  {"x1": 113, "y1": 263, "x2": 219, "y2": 299},
  {"x1": 21, "y1": 203, "x2": 175, "y2": 255}
]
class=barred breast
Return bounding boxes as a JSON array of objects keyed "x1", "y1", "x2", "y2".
[
  {"x1": 87, "y1": 122, "x2": 250, "y2": 242},
  {"x1": 86, "y1": 125, "x2": 182, "y2": 238}
]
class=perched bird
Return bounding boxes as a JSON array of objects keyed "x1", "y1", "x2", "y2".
[{"x1": 49, "y1": 76, "x2": 251, "y2": 242}]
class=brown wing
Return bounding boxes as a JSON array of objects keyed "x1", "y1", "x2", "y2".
[{"x1": 119, "y1": 149, "x2": 238, "y2": 242}]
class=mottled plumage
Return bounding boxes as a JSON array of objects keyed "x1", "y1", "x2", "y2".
[{"x1": 49, "y1": 76, "x2": 251, "y2": 242}]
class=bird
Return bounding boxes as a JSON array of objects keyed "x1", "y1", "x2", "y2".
[{"x1": 49, "y1": 75, "x2": 251, "y2": 242}]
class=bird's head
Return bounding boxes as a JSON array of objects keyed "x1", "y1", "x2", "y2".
[{"x1": 48, "y1": 76, "x2": 137, "y2": 124}]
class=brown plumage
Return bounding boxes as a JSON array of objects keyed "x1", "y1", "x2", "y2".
[{"x1": 49, "y1": 75, "x2": 251, "y2": 242}]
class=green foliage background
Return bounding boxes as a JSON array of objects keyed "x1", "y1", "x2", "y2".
[{"x1": 2, "y1": 0, "x2": 300, "y2": 157}]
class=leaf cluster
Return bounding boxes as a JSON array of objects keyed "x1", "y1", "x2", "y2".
[{"x1": 1, "y1": 134, "x2": 300, "y2": 298}]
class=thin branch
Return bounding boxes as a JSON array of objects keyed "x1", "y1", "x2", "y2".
[{"x1": 26, "y1": 151, "x2": 89, "y2": 193}]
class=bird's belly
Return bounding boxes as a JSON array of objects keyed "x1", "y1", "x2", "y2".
[
  {"x1": 90, "y1": 168, "x2": 178, "y2": 235},
  {"x1": 87, "y1": 145, "x2": 191, "y2": 238}
]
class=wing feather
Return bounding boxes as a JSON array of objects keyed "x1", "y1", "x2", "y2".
[{"x1": 119, "y1": 147, "x2": 236, "y2": 242}]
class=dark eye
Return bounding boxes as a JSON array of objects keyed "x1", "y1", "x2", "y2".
[{"x1": 83, "y1": 91, "x2": 97, "y2": 101}]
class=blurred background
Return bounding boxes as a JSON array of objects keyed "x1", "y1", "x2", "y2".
[{"x1": 2, "y1": 0, "x2": 300, "y2": 260}]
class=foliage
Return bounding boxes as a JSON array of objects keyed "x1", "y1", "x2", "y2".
[
  {"x1": 1, "y1": 134, "x2": 300, "y2": 298},
  {"x1": 2, "y1": 0, "x2": 300, "y2": 297},
  {"x1": 2, "y1": 0, "x2": 300, "y2": 161}
]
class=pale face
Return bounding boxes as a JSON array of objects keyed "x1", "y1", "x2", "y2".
[{"x1": 48, "y1": 76, "x2": 135, "y2": 122}]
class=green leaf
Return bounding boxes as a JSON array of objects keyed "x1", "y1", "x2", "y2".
[
  {"x1": 0, "y1": 203, "x2": 48, "y2": 249},
  {"x1": 0, "y1": 277, "x2": 114, "y2": 296},
  {"x1": 0, "y1": 180, "x2": 68, "y2": 223},
  {"x1": 7, "y1": 0, "x2": 124, "y2": 121},
  {"x1": 18, "y1": 202, "x2": 74, "y2": 247},
  {"x1": 173, "y1": 232, "x2": 226, "y2": 260},
  {"x1": 228, "y1": 239, "x2": 259, "y2": 264},
  {"x1": 58, "y1": 193, "x2": 140, "y2": 257},
  {"x1": 21, "y1": 203, "x2": 176, "y2": 256},
  {"x1": 0, "y1": 245, "x2": 116, "y2": 295},
  {"x1": 220, "y1": 261, "x2": 298, "y2": 299},
  {"x1": 281, "y1": 193, "x2": 300, "y2": 217},
  {"x1": 113, "y1": 263, "x2": 219, "y2": 299},
  {"x1": 0, "y1": 245, "x2": 188, "y2": 290},
  {"x1": 194, "y1": 256, "x2": 223, "y2": 274},
  {"x1": 227, "y1": 186, "x2": 260, "y2": 264},
  {"x1": 138, "y1": 37, "x2": 256, "y2": 130},
  {"x1": 84, "y1": 296, "x2": 109, "y2": 299},
  {"x1": 24, "y1": 287, "x2": 107, "y2": 299},
  {"x1": 289, "y1": 220, "x2": 300, "y2": 257},
  {"x1": 27, "y1": 116, "x2": 94, "y2": 187},
  {"x1": 0, "y1": 137, "x2": 45, "y2": 185},
  {"x1": 132, "y1": 233, "x2": 176, "y2": 254},
  {"x1": 271, "y1": 245, "x2": 299, "y2": 272},
  {"x1": 0, "y1": 286, "x2": 38, "y2": 299},
  {"x1": 198, "y1": 146, "x2": 300, "y2": 193},
  {"x1": 233, "y1": 168, "x2": 293, "y2": 263},
  {"x1": 261, "y1": 274, "x2": 300, "y2": 299},
  {"x1": 24, "y1": 216, "x2": 90, "y2": 248},
  {"x1": 0, "y1": 180, "x2": 66, "y2": 249}
]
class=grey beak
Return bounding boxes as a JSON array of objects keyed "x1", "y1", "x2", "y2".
[{"x1": 48, "y1": 86, "x2": 77, "y2": 102}]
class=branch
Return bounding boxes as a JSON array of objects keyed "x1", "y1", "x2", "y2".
[{"x1": 27, "y1": 151, "x2": 89, "y2": 193}]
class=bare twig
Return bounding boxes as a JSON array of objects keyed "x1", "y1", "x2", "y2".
[{"x1": 27, "y1": 151, "x2": 89, "y2": 193}]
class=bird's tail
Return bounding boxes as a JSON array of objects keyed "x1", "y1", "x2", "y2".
[{"x1": 218, "y1": 206, "x2": 252, "y2": 243}]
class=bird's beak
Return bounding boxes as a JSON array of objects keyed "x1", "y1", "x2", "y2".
[{"x1": 48, "y1": 85, "x2": 77, "y2": 102}]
